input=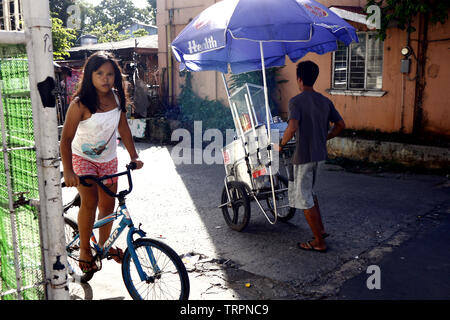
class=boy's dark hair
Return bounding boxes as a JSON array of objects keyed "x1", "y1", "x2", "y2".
[
  {"x1": 74, "y1": 51, "x2": 128, "y2": 114},
  {"x1": 296, "y1": 60, "x2": 319, "y2": 86}
]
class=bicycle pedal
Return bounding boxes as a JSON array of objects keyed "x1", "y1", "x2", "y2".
[{"x1": 106, "y1": 253, "x2": 119, "y2": 261}]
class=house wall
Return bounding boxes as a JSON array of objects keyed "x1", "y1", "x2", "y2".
[
  {"x1": 276, "y1": 19, "x2": 419, "y2": 134},
  {"x1": 421, "y1": 20, "x2": 450, "y2": 136},
  {"x1": 278, "y1": 0, "x2": 450, "y2": 137},
  {"x1": 157, "y1": 0, "x2": 228, "y2": 106},
  {"x1": 157, "y1": 0, "x2": 450, "y2": 137}
]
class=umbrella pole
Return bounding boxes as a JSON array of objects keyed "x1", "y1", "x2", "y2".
[
  {"x1": 259, "y1": 41, "x2": 277, "y2": 225},
  {"x1": 221, "y1": 73, "x2": 242, "y2": 137}
]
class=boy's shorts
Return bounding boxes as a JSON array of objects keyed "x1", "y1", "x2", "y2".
[
  {"x1": 72, "y1": 154, "x2": 118, "y2": 185},
  {"x1": 288, "y1": 161, "x2": 323, "y2": 210}
]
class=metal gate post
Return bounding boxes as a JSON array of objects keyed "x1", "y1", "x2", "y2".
[{"x1": 22, "y1": 0, "x2": 69, "y2": 300}]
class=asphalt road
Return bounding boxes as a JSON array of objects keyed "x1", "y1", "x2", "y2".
[{"x1": 63, "y1": 142, "x2": 450, "y2": 301}]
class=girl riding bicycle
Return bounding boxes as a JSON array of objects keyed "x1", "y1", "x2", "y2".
[{"x1": 60, "y1": 51, "x2": 144, "y2": 273}]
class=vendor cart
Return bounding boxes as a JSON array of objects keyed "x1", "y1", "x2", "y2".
[
  {"x1": 170, "y1": 0, "x2": 358, "y2": 231},
  {"x1": 219, "y1": 82, "x2": 296, "y2": 231}
]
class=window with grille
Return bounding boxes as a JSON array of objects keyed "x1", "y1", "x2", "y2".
[
  {"x1": 0, "y1": 0, "x2": 23, "y2": 31},
  {"x1": 332, "y1": 32, "x2": 383, "y2": 91}
]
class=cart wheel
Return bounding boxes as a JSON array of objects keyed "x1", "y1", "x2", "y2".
[
  {"x1": 221, "y1": 181, "x2": 251, "y2": 232},
  {"x1": 266, "y1": 175, "x2": 296, "y2": 222}
]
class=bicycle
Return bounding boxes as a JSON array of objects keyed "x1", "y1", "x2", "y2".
[{"x1": 62, "y1": 162, "x2": 190, "y2": 300}]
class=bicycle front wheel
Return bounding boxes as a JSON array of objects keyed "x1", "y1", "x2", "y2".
[{"x1": 122, "y1": 238, "x2": 190, "y2": 300}]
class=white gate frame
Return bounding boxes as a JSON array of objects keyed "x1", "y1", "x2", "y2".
[{"x1": 0, "y1": 0, "x2": 69, "y2": 299}]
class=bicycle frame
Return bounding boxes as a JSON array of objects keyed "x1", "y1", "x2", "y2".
[{"x1": 65, "y1": 164, "x2": 161, "y2": 282}]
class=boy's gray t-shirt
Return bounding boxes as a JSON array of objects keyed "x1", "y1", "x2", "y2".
[{"x1": 288, "y1": 91, "x2": 342, "y2": 165}]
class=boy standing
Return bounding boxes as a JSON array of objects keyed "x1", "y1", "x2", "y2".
[{"x1": 277, "y1": 61, "x2": 345, "y2": 252}]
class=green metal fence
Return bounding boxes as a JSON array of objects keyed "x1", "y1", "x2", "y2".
[{"x1": 0, "y1": 44, "x2": 45, "y2": 300}]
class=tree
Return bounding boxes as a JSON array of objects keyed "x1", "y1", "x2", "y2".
[
  {"x1": 146, "y1": 0, "x2": 157, "y2": 23},
  {"x1": 84, "y1": 22, "x2": 129, "y2": 43},
  {"x1": 91, "y1": 0, "x2": 153, "y2": 30},
  {"x1": 50, "y1": 0, "x2": 93, "y2": 32},
  {"x1": 50, "y1": 0, "x2": 75, "y2": 23},
  {"x1": 51, "y1": 17, "x2": 77, "y2": 60}
]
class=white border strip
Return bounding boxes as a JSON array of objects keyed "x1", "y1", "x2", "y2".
[{"x1": 0, "y1": 31, "x2": 26, "y2": 44}]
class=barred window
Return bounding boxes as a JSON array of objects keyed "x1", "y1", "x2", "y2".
[{"x1": 332, "y1": 32, "x2": 383, "y2": 90}]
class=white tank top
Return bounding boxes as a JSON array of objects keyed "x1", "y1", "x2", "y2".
[{"x1": 72, "y1": 92, "x2": 121, "y2": 163}]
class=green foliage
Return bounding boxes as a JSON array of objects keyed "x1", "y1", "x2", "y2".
[
  {"x1": 84, "y1": 22, "x2": 129, "y2": 43},
  {"x1": 51, "y1": 17, "x2": 77, "y2": 60},
  {"x1": 133, "y1": 28, "x2": 149, "y2": 38},
  {"x1": 366, "y1": 0, "x2": 450, "y2": 40},
  {"x1": 178, "y1": 72, "x2": 234, "y2": 134},
  {"x1": 147, "y1": 0, "x2": 156, "y2": 9},
  {"x1": 50, "y1": 0, "x2": 155, "y2": 53},
  {"x1": 146, "y1": 0, "x2": 157, "y2": 24},
  {"x1": 51, "y1": 0, "x2": 94, "y2": 34},
  {"x1": 90, "y1": 0, "x2": 154, "y2": 30},
  {"x1": 81, "y1": 25, "x2": 149, "y2": 45},
  {"x1": 50, "y1": 0, "x2": 75, "y2": 24}
]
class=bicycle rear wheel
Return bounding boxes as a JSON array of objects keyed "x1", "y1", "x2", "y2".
[
  {"x1": 122, "y1": 238, "x2": 190, "y2": 300},
  {"x1": 64, "y1": 217, "x2": 95, "y2": 283}
]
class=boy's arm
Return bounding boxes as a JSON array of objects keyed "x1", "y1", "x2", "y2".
[
  {"x1": 117, "y1": 112, "x2": 144, "y2": 169},
  {"x1": 280, "y1": 119, "x2": 298, "y2": 146},
  {"x1": 277, "y1": 119, "x2": 298, "y2": 151},
  {"x1": 327, "y1": 119, "x2": 346, "y2": 140}
]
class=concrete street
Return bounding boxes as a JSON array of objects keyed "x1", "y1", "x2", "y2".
[{"x1": 63, "y1": 142, "x2": 450, "y2": 300}]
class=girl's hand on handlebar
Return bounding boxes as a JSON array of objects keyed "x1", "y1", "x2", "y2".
[
  {"x1": 130, "y1": 159, "x2": 144, "y2": 170},
  {"x1": 63, "y1": 170, "x2": 80, "y2": 187}
]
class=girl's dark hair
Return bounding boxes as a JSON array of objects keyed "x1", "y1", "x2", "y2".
[{"x1": 74, "y1": 51, "x2": 128, "y2": 113}]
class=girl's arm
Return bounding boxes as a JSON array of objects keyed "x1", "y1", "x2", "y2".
[
  {"x1": 60, "y1": 99, "x2": 84, "y2": 187},
  {"x1": 117, "y1": 112, "x2": 144, "y2": 169}
]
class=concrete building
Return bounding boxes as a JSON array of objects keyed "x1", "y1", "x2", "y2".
[{"x1": 157, "y1": 0, "x2": 450, "y2": 139}]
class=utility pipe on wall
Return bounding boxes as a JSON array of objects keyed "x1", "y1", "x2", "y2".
[{"x1": 167, "y1": 8, "x2": 174, "y2": 106}]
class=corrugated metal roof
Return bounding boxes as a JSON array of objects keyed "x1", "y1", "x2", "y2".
[{"x1": 69, "y1": 34, "x2": 158, "y2": 52}]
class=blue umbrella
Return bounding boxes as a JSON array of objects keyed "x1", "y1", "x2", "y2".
[
  {"x1": 171, "y1": 0, "x2": 358, "y2": 221},
  {"x1": 171, "y1": 0, "x2": 358, "y2": 74}
]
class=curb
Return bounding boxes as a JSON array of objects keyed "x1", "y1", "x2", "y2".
[{"x1": 327, "y1": 137, "x2": 450, "y2": 170}]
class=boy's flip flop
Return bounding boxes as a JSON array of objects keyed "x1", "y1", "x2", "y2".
[{"x1": 297, "y1": 240, "x2": 328, "y2": 253}]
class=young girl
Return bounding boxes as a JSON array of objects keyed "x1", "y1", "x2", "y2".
[{"x1": 60, "y1": 51, "x2": 144, "y2": 273}]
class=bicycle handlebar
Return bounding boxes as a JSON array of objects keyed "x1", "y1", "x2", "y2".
[{"x1": 61, "y1": 162, "x2": 137, "y2": 199}]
